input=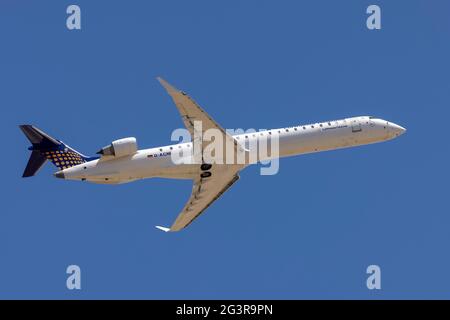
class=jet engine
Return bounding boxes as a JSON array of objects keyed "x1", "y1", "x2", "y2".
[{"x1": 97, "y1": 137, "x2": 138, "y2": 157}]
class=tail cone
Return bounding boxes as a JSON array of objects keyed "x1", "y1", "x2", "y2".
[{"x1": 54, "y1": 171, "x2": 65, "y2": 179}]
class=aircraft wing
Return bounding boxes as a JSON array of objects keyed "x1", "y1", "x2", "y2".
[
  {"x1": 157, "y1": 77, "x2": 246, "y2": 160},
  {"x1": 156, "y1": 164, "x2": 242, "y2": 232},
  {"x1": 156, "y1": 77, "x2": 247, "y2": 232}
]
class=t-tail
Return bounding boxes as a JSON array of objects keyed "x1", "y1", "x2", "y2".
[{"x1": 19, "y1": 125, "x2": 94, "y2": 177}]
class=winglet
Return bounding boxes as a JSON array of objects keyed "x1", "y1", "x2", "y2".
[
  {"x1": 157, "y1": 77, "x2": 179, "y2": 94},
  {"x1": 155, "y1": 225, "x2": 171, "y2": 232}
]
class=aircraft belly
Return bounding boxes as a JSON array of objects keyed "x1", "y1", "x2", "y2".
[{"x1": 277, "y1": 130, "x2": 357, "y2": 157}]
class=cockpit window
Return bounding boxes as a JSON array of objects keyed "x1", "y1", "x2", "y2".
[{"x1": 369, "y1": 116, "x2": 379, "y2": 119}]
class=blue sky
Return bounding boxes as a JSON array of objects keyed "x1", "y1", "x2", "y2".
[{"x1": 1, "y1": 0, "x2": 449, "y2": 299}]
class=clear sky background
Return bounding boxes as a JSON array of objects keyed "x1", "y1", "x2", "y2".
[{"x1": 1, "y1": 0, "x2": 449, "y2": 299}]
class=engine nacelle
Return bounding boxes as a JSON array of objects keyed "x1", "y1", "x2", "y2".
[{"x1": 97, "y1": 137, "x2": 138, "y2": 158}]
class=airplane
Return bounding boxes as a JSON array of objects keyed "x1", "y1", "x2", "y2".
[{"x1": 19, "y1": 78, "x2": 406, "y2": 232}]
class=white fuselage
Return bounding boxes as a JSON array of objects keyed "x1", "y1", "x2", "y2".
[{"x1": 60, "y1": 116, "x2": 405, "y2": 184}]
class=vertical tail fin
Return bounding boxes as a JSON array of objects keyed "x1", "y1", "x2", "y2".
[{"x1": 19, "y1": 125, "x2": 91, "y2": 177}]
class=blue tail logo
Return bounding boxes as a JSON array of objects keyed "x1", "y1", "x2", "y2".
[
  {"x1": 42, "y1": 147, "x2": 86, "y2": 170},
  {"x1": 19, "y1": 125, "x2": 94, "y2": 177}
]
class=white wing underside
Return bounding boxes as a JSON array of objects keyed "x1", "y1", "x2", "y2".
[
  {"x1": 157, "y1": 166, "x2": 241, "y2": 232},
  {"x1": 156, "y1": 78, "x2": 246, "y2": 232}
]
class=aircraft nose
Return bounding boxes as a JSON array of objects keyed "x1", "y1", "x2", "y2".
[
  {"x1": 389, "y1": 122, "x2": 406, "y2": 137},
  {"x1": 54, "y1": 171, "x2": 65, "y2": 179}
]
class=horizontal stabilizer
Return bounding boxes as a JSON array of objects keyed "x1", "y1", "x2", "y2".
[
  {"x1": 22, "y1": 150, "x2": 47, "y2": 177},
  {"x1": 19, "y1": 125, "x2": 60, "y2": 148}
]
